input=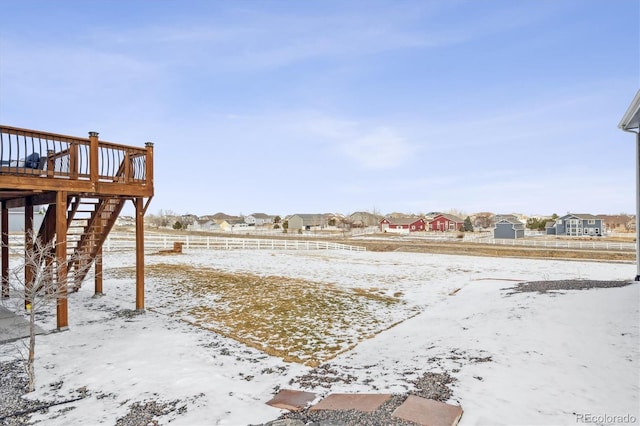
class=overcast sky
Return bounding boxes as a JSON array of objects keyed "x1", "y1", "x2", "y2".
[{"x1": 1, "y1": 0, "x2": 638, "y2": 218}]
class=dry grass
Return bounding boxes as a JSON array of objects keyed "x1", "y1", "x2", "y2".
[
  {"x1": 353, "y1": 240, "x2": 635, "y2": 262},
  {"x1": 110, "y1": 264, "x2": 413, "y2": 366}
]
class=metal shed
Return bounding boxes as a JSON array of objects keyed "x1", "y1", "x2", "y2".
[{"x1": 493, "y1": 218, "x2": 525, "y2": 239}]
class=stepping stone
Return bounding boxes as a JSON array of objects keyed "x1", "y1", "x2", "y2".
[
  {"x1": 266, "y1": 389, "x2": 317, "y2": 411},
  {"x1": 309, "y1": 393, "x2": 392, "y2": 413},
  {"x1": 392, "y1": 395, "x2": 463, "y2": 426}
]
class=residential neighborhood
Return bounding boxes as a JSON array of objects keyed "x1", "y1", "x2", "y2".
[
  {"x1": 131, "y1": 209, "x2": 636, "y2": 241},
  {"x1": 545, "y1": 213, "x2": 605, "y2": 237}
]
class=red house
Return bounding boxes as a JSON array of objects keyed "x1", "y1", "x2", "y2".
[
  {"x1": 428, "y1": 214, "x2": 464, "y2": 232},
  {"x1": 379, "y1": 217, "x2": 426, "y2": 233}
]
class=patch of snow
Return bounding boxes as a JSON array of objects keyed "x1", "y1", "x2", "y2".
[{"x1": 1, "y1": 249, "x2": 637, "y2": 425}]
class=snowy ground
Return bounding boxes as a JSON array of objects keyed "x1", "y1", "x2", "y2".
[{"x1": 1, "y1": 249, "x2": 638, "y2": 425}]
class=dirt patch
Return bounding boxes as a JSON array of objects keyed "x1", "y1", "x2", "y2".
[
  {"x1": 110, "y1": 264, "x2": 417, "y2": 366},
  {"x1": 349, "y1": 240, "x2": 635, "y2": 262}
]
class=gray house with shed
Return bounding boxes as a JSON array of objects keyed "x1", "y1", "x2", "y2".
[
  {"x1": 287, "y1": 214, "x2": 326, "y2": 231},
  {"x1": 493, "y1": 218, "x2": 525, "y2": 239},
  {"x1": 546, "y1": 213, "x2": 604, "y2": 236}
]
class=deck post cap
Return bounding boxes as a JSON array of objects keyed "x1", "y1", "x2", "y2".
[
  {"x1": 88, "y1": 131, "x2": 99, "y2": 137},
  {"x1": 145, "y1": 142, "x2": 154, "y2": 147}
]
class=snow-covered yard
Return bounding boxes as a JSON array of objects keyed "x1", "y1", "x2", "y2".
[{"x1": 1, "y1": 249, "x2": 638, "y2": 425}]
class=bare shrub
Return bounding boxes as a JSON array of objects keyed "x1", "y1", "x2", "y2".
[{"x1": 2, "y1": 230, "x2": 92, "y2": 392}]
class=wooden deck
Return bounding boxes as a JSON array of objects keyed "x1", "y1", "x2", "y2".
[{"x1": 0, "y1": 125, "x2": 154, "y2": 329}]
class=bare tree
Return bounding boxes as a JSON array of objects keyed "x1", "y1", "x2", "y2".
[
  {"x1": 2, "y1": 231, "x2": 92, "y2": 392},
  {"x1": 473, "y1": 212, "x2": 494, "y2": 230}
]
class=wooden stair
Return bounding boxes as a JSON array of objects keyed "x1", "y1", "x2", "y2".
[
  {"x1": 68, "y1": 196, "x2": 126, "y2": 290},
  {"x1": 1, "y1": 125, "x2": 154, "y2": 329},
  {"x1": 33, "y1": 152, "x2": 136, "y2": 291},
  {"x1": 37, "y1": 195, "x2": 125, "y2": 291}
]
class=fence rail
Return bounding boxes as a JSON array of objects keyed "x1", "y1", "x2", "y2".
[
  {"x1": 5, "y1": 232, "x2": 632, "y2": 253},
  {"x1": 480, "y1": 238, "x2": 635, "y2": 251},
  {"x1": 100, "y1": 233, "x2": 367, "y2": 252},
  {"x1": 354, "y1": 232, "x2": 635, "y2": 251}
]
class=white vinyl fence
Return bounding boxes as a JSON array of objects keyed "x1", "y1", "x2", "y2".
[
  {"x1": 5, "y1": 232, "x2": 632, "y2": 253},
  {"x1": 479, "y1": 238, "x2": 634, "y2": 251},
  {"x1": 103, "y1": 233, "x2": 366, "y2": 252},
  {"x1": 353, "y1": 233, "x2": 635, "y2": 252}
]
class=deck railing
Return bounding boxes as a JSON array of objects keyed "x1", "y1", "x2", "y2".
[{"x1": 0, "y1": 125, "x2": 153, "y2": 185}]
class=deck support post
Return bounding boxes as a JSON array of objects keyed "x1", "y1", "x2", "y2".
[
  {"x1": 1, "y1": 202, "x2": 8, "y2": 298},
  {"x1": 135, "y1": 197, "x2": 145, "y2": 311},
  {"x1": 55, "y1": 191, "x2": 68, "y2": 330},
  {"x1": 94, "y1": 247, "x2": 103, "y2": 296},
  {"x1": 24, "y1": 202, "x2": 34, "y2": 309}
]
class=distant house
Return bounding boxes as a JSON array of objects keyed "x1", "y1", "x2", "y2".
[
  {"x1": 287, "y1": 214, "x2": 326, "y2": 231},
  {"x1": 189, "y1": 219, "x2": 219, "y2": 232},
  {"x1": 218, "y1": 219, "x2": 248, "y2": 232},
  {"x1": 547, "y1": 213, "x2": 604, "y2": 236},
  {"x1": 428, "y1": 214, "x2": 464, "y2": 232},
  {"x1": 325, "y1": 213, "x2": 346, "y2": 227},
  {"x1": 245, "y1": 213, "x2": 275, "y2": 226},
  {"x1": 349, "y1": 211, "x2": 382, "y2": 228},
  {"x1": 180, "y1": 214, "x2": 198, "y2": 227},
  {"x1": 379, "y1": 217, "x2": 426, "y2": 233},
  {"x1": 492, "y1": 214, "x2": 520, "y2": 223},
  {"x1": 599, "y1": 214, "x2": 634, "y2": 232},
  {"x1": 472, "y1": 212, "x2": 495, "y2": 230},
  {"x1": 493, "y1": 218, "x2": 525, "y2": 239},
  {"x1": 545, "y1": 221, "x2": 556, "y2": 235}
]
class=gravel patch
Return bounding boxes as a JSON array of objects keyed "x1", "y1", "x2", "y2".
[
  {"x1": 505, "y1": 279, "x2": 634, "y2": 295},
  {"x1": 257, "y1": 371, "x2": 456, "y2": 426},
  {"x1": 115, "y1": 399, "x2": 185, "y2": 426},
  {"x1": 0, "y1": 359, "x2": 185, "y2": 426},
  {"x1": 0, "y1": 359, "x2": 43, "y2": 426},
  {"x1": 408, "y1": 371, "x2": 455, "y2": 401},
  {"x1": 288, "y1": 364, "x2": 358, "y2": 390}
]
